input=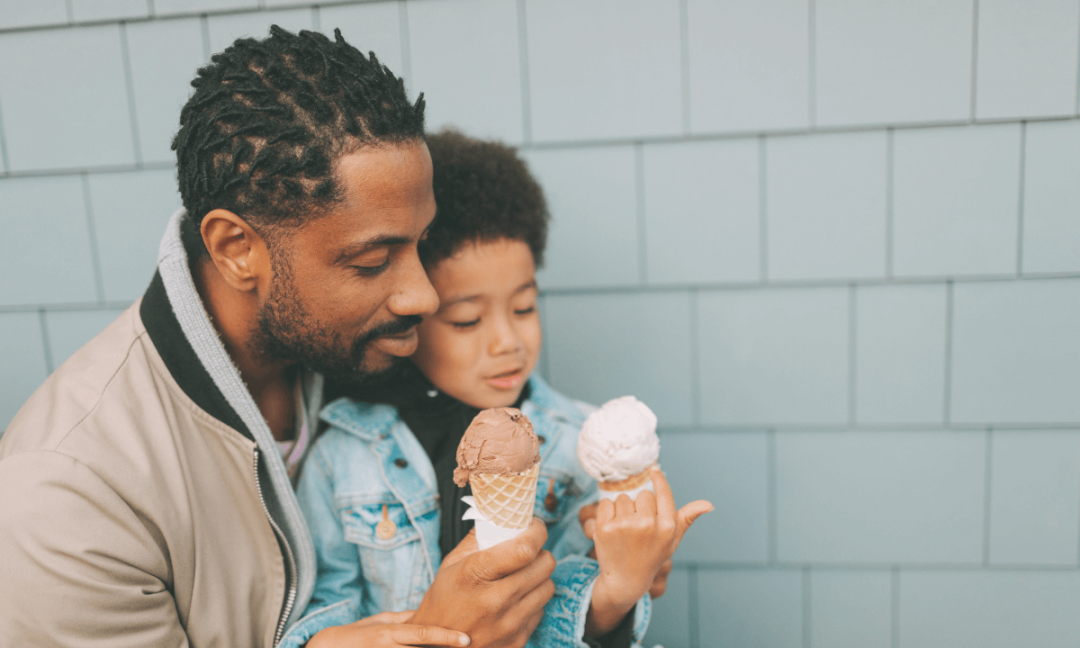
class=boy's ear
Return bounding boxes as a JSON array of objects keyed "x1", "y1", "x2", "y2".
[{"x1": 200, "y1": 209, "x2": 273, "y2": 292}]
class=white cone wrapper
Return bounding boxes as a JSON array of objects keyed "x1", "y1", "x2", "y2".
[{"x1": 462, "y1": 496, "x2": 528, "y2": 550}]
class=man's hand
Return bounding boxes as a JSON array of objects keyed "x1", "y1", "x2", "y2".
[
  {"x1": 306, "y1": 611, "x2": 471, "y2": 648},
  {"x1": 584, "y1": 467, "x2": 713, "y2": 636},
  {"x1": 411, "y1": 518, "x2": 556, "y2": 648}
]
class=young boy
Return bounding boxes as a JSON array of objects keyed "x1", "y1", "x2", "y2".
[{"x1": 290, "y1": 131, "x2": 709, "y2": 648}]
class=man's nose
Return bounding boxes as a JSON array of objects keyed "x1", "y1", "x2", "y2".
[{"x1": 388, "y1": 253, "x2": 439, "y2": 318}]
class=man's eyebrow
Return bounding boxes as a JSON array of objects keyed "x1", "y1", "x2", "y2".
[{"x1": 332, "y1": 235, "x2": 411, "y2": 264}]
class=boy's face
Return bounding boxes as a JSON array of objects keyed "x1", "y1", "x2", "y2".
[{"x1": 412, "y1": 238, "x2": 542, "y2": 409}]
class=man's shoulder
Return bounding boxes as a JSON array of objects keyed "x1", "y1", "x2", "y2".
[{"x1": 1, "y1": 302, "x2": 169, "y2": 458}]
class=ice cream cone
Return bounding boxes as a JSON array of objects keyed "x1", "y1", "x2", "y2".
[
  {"x1": 469, "y1": 464, "x2": 540, "y2": 530},
  {"x1": 597, "y1": 463, "x2": 656, "y2": 501}
]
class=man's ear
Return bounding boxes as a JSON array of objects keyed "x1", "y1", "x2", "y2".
[{"x1": 200, "y1": 209, "x2": 272, "y2": 293}]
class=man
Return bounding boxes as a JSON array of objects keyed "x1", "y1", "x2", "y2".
[{"x1": 0, "y1": 26, "x2": 553, "y2": 648}]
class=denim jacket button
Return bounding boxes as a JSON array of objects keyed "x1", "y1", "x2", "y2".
[
  {"x1": 394, "y1": 458, "x2": 408, "y2": 468},
  {"x1": 537, "y1": 435, "x2": 546, "y2": 445}
]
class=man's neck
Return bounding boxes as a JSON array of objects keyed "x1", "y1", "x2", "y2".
[{"x1": 193, "y1": 257, "x2": 297, "y2": 442}]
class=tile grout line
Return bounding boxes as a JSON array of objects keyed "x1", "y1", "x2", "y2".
[
  {"x1": 943, "y1": 281, "x2": 954, "y2": 425},
  {"x1": 680, "y1": 561, "x2": 1080, "y2": 571},
  {"x1": 807, "y1": 0, "x2": 816, "y2": 127},
  {"x1": 538, "y1": 294, "x2": 550, "y2": 381},
  {"x1": 848, "y1": 284, "x2": 857, "y2": 427},
  {"x1": 38, "y1": 309, "x2": 55, "y2": 374},
  {"x1": 516, "y1": 0, "x2": 533, "y2": 144},
  {"x1": 802, "y1": 568, "x2": 812, "y2": 648},
  {"x1": 983, "y1": 427, "x2": 993, "y2": 567},
  {"x1": 689, "y1": 289, "x2": 701, "y2": 426},
  {"x1": 80, "y1": 173, "x2": 107, "y2": 304},
  {"x1": 891, "y1": 567, "x2": 900, "y2": 648},
  {"x1": 200, "y1": 14, "x2": 211, "y2": 62},
  {"x1": 679, "y1": 0, "x2": 691, "y2": 135},
  {"x1": 885, "y1": 128, "x2": 894, "y2": 278},
  {"x1": 767, "y1": 428, "x2": 778, "y2": 565},
  {"x1": 310, "y1": 6, "x2": 321, "y2": 33},
  {"x1": 119, "y1": 22, "x2": 144, "y2": 165},
  {"x1": 634, "y1": 142, "x2": 648, "y2": 286},
  {"x1": 1076, "y1": 2, "x2": 1080, "y2": 116},
  {"x1": 688, "y1": 565, "x2": 699, "y2": 648},
  {"x1": 65, "y1": 0, "x2": 74, "y2": 23},
  {"x1": 398, "y1": 0, "x2": 412, "y2": 87},
  {"x1": 147, "y1": 0, "x2": 156, "y2": 18},
  {"x1": 0, "y1": 93, "x2": 11, "y2": 172},
  {"x1": 1016, "y1": 121, "x2": 1026, "y2": 275},
  {"x1": 758, "y1": 136, "x2": 768, "y2": 281},
  {"x1": 969, "y1": 0, "x2": 979, "y2": 121}
]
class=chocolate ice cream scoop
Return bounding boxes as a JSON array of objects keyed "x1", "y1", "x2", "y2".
[{"x1": 453, "y1": 407, "x2": 540, "y2": 487}]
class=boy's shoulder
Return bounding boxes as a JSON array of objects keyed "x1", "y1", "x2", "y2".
[{"x1": 318, "y1": 397, "x2": 400, "y2": 443}]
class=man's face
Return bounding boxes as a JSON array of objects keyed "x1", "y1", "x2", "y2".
[{"x1": 252, "y1": 141, "x2": 439, "y2": 384}]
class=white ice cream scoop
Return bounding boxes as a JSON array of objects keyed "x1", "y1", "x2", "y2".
[{"x1": 577, "y1": 396, "x2": 660, "y2": 499}]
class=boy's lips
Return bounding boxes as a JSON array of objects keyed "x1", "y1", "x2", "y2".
[
  {"x1": 488, "y1": 369, "x2": 524, "y2": 390},
  {"x1": 369, "y1": 329, "x2": 419, "y2": 358}
]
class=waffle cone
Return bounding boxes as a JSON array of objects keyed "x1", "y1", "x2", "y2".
[
  {"x1": 597, "y1": 465, "x2": 655, "y2": 493},
  {"x1": 469, "y1": 464, "x2": 540, "y2": 530}
]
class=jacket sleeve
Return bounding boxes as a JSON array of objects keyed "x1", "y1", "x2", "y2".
[
  {"x1": 0, "y1": 451, "x2": 191, "y2": 647},
  {"x1": 529, "y1": 472, "x2": 651, "y2": 648},
  {"x1": 289, "y1": 441, "x2": 365, "y2": 635}
]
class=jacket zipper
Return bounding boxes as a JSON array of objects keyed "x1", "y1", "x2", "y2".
[{"x1": 253, "y1": 449, "x2": 298, "y2": 646}]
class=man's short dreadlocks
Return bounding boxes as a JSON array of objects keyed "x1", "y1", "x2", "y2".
[
  {"x1": 422, "y1": 130, "x2": 549, "y2": 268},
  {"x1": 173, "y1": 25, "x2": 425, "y2": 258}
]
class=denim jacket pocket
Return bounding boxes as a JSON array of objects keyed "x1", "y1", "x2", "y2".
[{"x1": 341, "y1": 501, "x2": 426, "y2": 612}]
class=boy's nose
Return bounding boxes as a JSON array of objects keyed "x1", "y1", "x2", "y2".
[{"x1": 490, "y1": 317, "x2": 524, "y2": 356}]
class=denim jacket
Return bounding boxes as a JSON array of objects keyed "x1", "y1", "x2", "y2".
[{"x1": 278, "y1": 375, "x2": 650, "y2": 648}]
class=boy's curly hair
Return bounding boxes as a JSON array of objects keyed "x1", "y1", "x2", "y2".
[{"x1": 422, "y1": 130, "x2": 549, "y2": 268}]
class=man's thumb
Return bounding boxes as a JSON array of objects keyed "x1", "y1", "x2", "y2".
[{"x1": 675, "y1": 500, "x2": 714, "y2": 541}]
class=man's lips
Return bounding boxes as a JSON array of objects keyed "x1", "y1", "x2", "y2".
[
  {"x1": 368, "y1": 329, "x2": 419, "y2": 358},
  {"x1": 488, "y1": 369, "x2": 524, "y2": 390}
]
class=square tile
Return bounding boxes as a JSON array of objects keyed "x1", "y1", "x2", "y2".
[
  {"x1": 951, "y1": 279, "x2": 1080, "y2": 424},
  {"x1": 70, "y1": 0, "x2": 149, "y2": 22},
  {"x1": 815, "y1": 0, "x2": 973, "y2": 127},
  {"x1": 642, "y1": 566, "x2": 690, "y2": 648},
  {"x1": 154, "y1": 0, "x2": 256, "y2": 16},
  {"x1": 0, "y1": 0, "x2": 67, "y2": 29},
  {"x1": 207, "y1": 9, "x2": 314, "y2": 56},
  {"x1": 662, "y1": 432, "x2": 769, "y2": 563},
  {"x1": 0, "y1": 25, "x2": 135, "y2": 171},
  {"x1": 544, "y1": 292, "x2": 693, "y2": 425},
  {"x1": 46, "y1": 309, "x2": 127, "y2": 370},
  {"x1": 1022, "y1": 119, "x2": 1080, "y2": 274},
  {"x1": 775, "y1": 431, "x2": 986, "y2": 564},
  {"x1": 698, "y1": 287, "x2": 849, "y2": 425},
  {"x1": 892, "y1": 123, "x2": 1021, "y2": 277},
  {"x1": 407, "y1": 0, "x2": 523, "y2": 143},
  {"x1": 810, "y1": 571, "x2": 892, "y2": 648},
  {"x1": 989, "y1": 430, "x2": 1080, "y2": 565},
  {"x1": 126, "y1": 17, "x2": 206, "y2": 164},
  {"x1": 523, "y1": 146, "x2": 639, "y2": 289},
  {"x1": 688, "y1": 0, "x2": 809, "y2": 133},
  {"x1": 766, "y1": 131, "x2": 887, "y2": 280},
  {"x1": 643, "y1": 139, "x2": 760, "y2": 285},
  {"x1": 697, "y1": 570, "x2": 803, "y2": 648},
  {"x1": 900, "y1": 571, "x2": 1080, "y2": 648},
  {"x1": 320, "y1": 3, "x2": 405, "y2": 80},
  {"x1": 0, "y1": 176, "x2": 98, "y2": 306},
  {"x1": 855, "y1": 284, "x2": 947, "y2": 424},
  {"x1": 975, "y1": 0, "x2": 1080, "y2": 120},
  {"x1": 87, "y1": 169, "x2": 181, "y2": 301},
  {"x1": 525, "y1": 0, "x2": 682, "y2": 142},
  {"x1": 0, "y1": 312, "x2": 49, "y2": 433}
]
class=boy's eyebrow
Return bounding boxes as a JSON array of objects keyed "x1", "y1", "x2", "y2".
[
  {"x1": 332, "y1": 234, "x2": 411, "y2": 264},
  {"x1": 443, "y1": 280, "x2": 538, "y2": 307},
  {"x1": 514, "y1": 280, "x2": 538, "y2": 294}
]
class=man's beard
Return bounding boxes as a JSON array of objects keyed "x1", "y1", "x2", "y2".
[{"x1": 251, "y1": 255, "x2": 421, "y2": 386}]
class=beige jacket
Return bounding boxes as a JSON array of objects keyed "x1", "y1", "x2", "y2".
[{"x1": 0, "y1": 212, "x2": 319, "y2": 647}]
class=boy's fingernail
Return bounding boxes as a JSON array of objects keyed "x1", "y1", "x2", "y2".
[{"x1": 459, "y1": 634, "x2": 472, "y2": 646}]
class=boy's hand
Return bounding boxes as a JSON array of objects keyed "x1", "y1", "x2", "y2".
[
  {"x1": 585, "y1": 467, "x2": 713, "y2": 636},
  {"x1": 306, "y1": 614, "x2": 470, "y2": 648},
  {"x1": 579, "y1": 507, "x2": 675, "y2": 599},
  {"x1": 411, "y1": 518, "x2": 556, "y2": 648}
]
